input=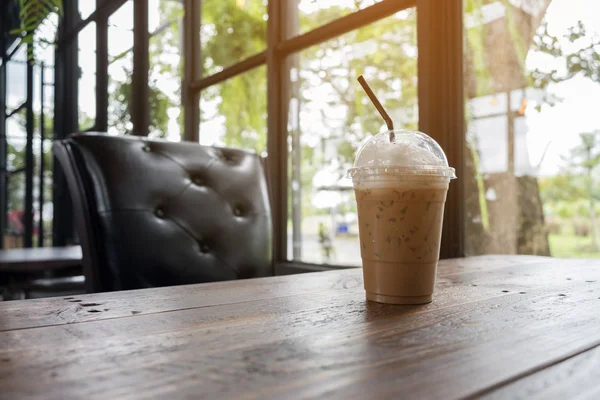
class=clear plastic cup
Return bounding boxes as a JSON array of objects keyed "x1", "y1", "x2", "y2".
[{"x1": 348, "y1": 129, "x2": 456, "y2": 304}]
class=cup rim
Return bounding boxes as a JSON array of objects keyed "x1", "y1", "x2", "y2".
[{"x1": 348, "y1": 165, "x2": 457, "y2": 179}]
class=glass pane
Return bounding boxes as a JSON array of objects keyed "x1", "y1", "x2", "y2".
[
  {"x1": 6, "y1": 173, "x2": 25, "y2": 249},
  {"x1": 39, "y1": 91, "x2": 54, "y2": 248},
  {"x1": 287, "y1": 8, "x2": 418, "y2": 265},
  {"x1": 201, "y1": 0, "x2": 267, "y2": 76},
  {"x1": 464, "y1": 0, "x2": 600, "y2": 258},
  {"x1": 5, "y1": 106, "x2": 26, "y2": 249},
  {"x1": 6, "y1": 108, "x2": 26, "y2": 171},
  {"x1": 108, "y1": 1, "x2": 134, "y2": 135},
  {"x1": 199, "y1": 65, "x2": 267, "y2": 152},
  {"x1": 79, "y1": 22, "x2": 96, "y2": 131},
  {"x1": 6, "y1": 46, "x2": 26, "y2": 113},
  {"x1": 79, "y1": 0, "x2": 96, "y2": 20},
  {"x1": 293, "y1": 0, "x2": 384, "y2": 36},
  {"x1": 3, "y1": 63, "x2": 51, "y2": 249},
  {"x1": 148, "y1": 0, "x2": 184, "y2": 140},
  {"x1": 36, "y1": 64, "x2": 54, "y2": 247}
]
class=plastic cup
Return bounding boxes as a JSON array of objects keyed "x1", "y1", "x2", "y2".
[{"x1": 348, "y1": 129, "x2": 456, "y2": 305}]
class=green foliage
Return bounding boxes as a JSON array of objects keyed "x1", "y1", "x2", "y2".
[
  {"x1": 6, "y1": 142, "x2": 53, "y2": 213},
  {"x1": 198, "y1": 0, "x2": 267, "y2": 151},
  {"x1": 566, "y1": 133, "x2": 600, "y2": 174},
  {"x1": 11, "y1": 0, "x2": 62, "y2": 61},
  {"x1": 464, "y1": 0, "x2": 493, "y2": 97},
  {"x1": 201, "y1": 0, "x2": 266, "y2": 75},
  {"x1": 540, "y1": 132, "x2": 600, "y2": 223},
  {"x1": 197, "y1": 1, "x2": 418, "y2": 161},
  {"x1": 502, "y1": 0, "x2": 527, "y2": 68},
  {"x1": 110, "y1": 1, "x2": 184, "y2": 138},
  {"x1": 539, "y1": 174, "x2": 586, "y2": 204},
  {"x1": 467, "y1": 134, "x2": 490, "y2": 230},
  {"x1": 148, "y1": 1, "x2": 186, "y2": 138},
  {"x1": 300, "y1": 7, "x2": 418, "y2": 161},
  {"x1": 7, "y1": 108, "x2": 55, "y2": 213},
  {"x1": 109, "y1": 73, "x2": 173, "y2": 138},
  {"x1": 530, "y1": 19, "x2": 600, "y2": 93},
  {"x1": 548, "y1": 232, "x2": 600, "y2": 258},
  {"x1": 200, "y1": 66, "x2": 267, "y2": 152}
]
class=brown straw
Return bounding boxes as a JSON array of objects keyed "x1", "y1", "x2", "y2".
[{"x1": 357, "y1": 75, "x2": 395, "y2": 142}]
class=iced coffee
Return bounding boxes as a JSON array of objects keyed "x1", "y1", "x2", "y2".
[{"x1": 349, "y1": 130, "x2": 456, "y2": 304}]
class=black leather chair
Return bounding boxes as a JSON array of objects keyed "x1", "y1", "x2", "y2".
[{"x1": 54, "y1": 133, "x2": 272, "y2": 293}]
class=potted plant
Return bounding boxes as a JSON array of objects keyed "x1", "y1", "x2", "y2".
[{"x1": 11, "y1": 0, "x2": 62, "y2": 60}]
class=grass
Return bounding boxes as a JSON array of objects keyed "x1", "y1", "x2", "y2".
[{"x1": 548, "y1": 233, "x2": 600, "y2": 258}]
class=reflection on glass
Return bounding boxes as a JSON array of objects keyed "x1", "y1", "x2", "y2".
[
  {"x1": 148, "y1": 0, "x2": 184, "y2": 140},
  {"x1": 293, "y1": 0, "x2": 383, "y2": 36},
  {"x1": 286, "y1": 9, "x2": 418, "y2": 265},
  {"x1": 79, "y1": 22, "x2": 96, "y2": 131},
  {"x1": 199, "y1": 65, "x2": 266, "y2": 152},
  {"x1": 464, "y1": 0, "x2": 600, "y2": 258},
  {"x1": 201, "y1": 0, "x2": 267, "y2": 76},
  {"x1": 108, "y1": 1, "x2": 134, "y2": 135}
]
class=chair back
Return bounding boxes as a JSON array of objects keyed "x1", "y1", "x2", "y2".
[{"x1": 53, "y1": 133, "x2": 273, "y2": 292}]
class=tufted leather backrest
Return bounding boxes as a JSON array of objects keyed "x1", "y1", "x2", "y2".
[{"x1": 54, "y1": 133, "x2": 273, "y2": 292}]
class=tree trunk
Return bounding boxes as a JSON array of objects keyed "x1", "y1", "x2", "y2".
[
  {"x1": 464, "y1": 1, "x2": 553, "y2": 256},
  {"x1": 517, "y1": 176, "x2": 550, "y2": 256}
]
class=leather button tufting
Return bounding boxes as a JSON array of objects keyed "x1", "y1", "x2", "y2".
[
  {"x1": 218, "y1": 150, "x2": 237, "y2": 164},
  {"x1": 56, "y1": 134, "x2": 272, "y2": 292}
]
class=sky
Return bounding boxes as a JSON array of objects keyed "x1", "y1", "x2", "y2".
[
  {"x1": 509, "y1": 0, "x2": 600, "y2": 176},
  {"x1": 4, "y1": 0, "x2": 600, "y2": 177}
]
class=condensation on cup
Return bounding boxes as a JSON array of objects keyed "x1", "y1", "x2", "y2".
[{"x1": 348, "y1": 129, "x2": 456, "y2": 305}]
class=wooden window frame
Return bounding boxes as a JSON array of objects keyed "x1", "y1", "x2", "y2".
[
  {"x1": 182, "y1": 0, "x2": 465, "y2": 269},
  {"x1": 55, "y1": 0, "x2": 464, "y2": 263}
]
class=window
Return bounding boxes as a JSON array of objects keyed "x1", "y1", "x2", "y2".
[
  {"x1": 287, "y1": 8, "x2": 418, "y2": 265},
  {"x1": 200, "y1": 0, "x2": 267, "y2": 75},
  {"x1": 39, "y1": 0, "x2": 461, "y2": 260},
  {"x1": 463, "y1": 0, "x2": 600, "y2": 258},
  {"x1": 295, "y1": 0, "x2": 384, "y2": 35},
  {"x1": 108, "y1": 1, "x2": 134, "y2": 135},
  {"x1": 0, "y1": 7, "x2": 56, "y2": 249},
  {"x1": 78, "y1": 22, "x2": 97, "y2": 131},
  {"x1": 148, "y1": 0, "x2": 184, "y2": 140},
  {"x1": 4, "y1": 47, "x2": 27, "y2": 248},
  {"x1": 37, "y1": 62, "x2": 55, "y2": 248},
  {"x1": 199, "y1": 65, "x2": 267, "y2": 152},
  {"x1": 5, "y1": 107, "x2": 26, "y2": 248},
  {"x1": 186, "y1": 0, "x2": 426, "y2": 267}
]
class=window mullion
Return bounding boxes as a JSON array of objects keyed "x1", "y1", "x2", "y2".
[
  {"x1": 417, "y1": 0, "x2": 465, "y2": 258},
  {"x1": 267, "y1": 0, "x2": 288, "y2": 265}
]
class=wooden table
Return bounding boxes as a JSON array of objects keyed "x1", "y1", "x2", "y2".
[
  {"x1": 0, "y1": 246, "x2": 82, "y2": 272},
  {"x1": 1, "y1": 255, "x2": 599, "y2": 399}
]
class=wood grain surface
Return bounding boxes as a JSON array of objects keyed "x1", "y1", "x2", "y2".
[
  {"x1": 481, "y1": 344, "x2": 600, "y2": 400},
  {"x1": 1, "y1": 256, "x2": 599, "y2": 399}
]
